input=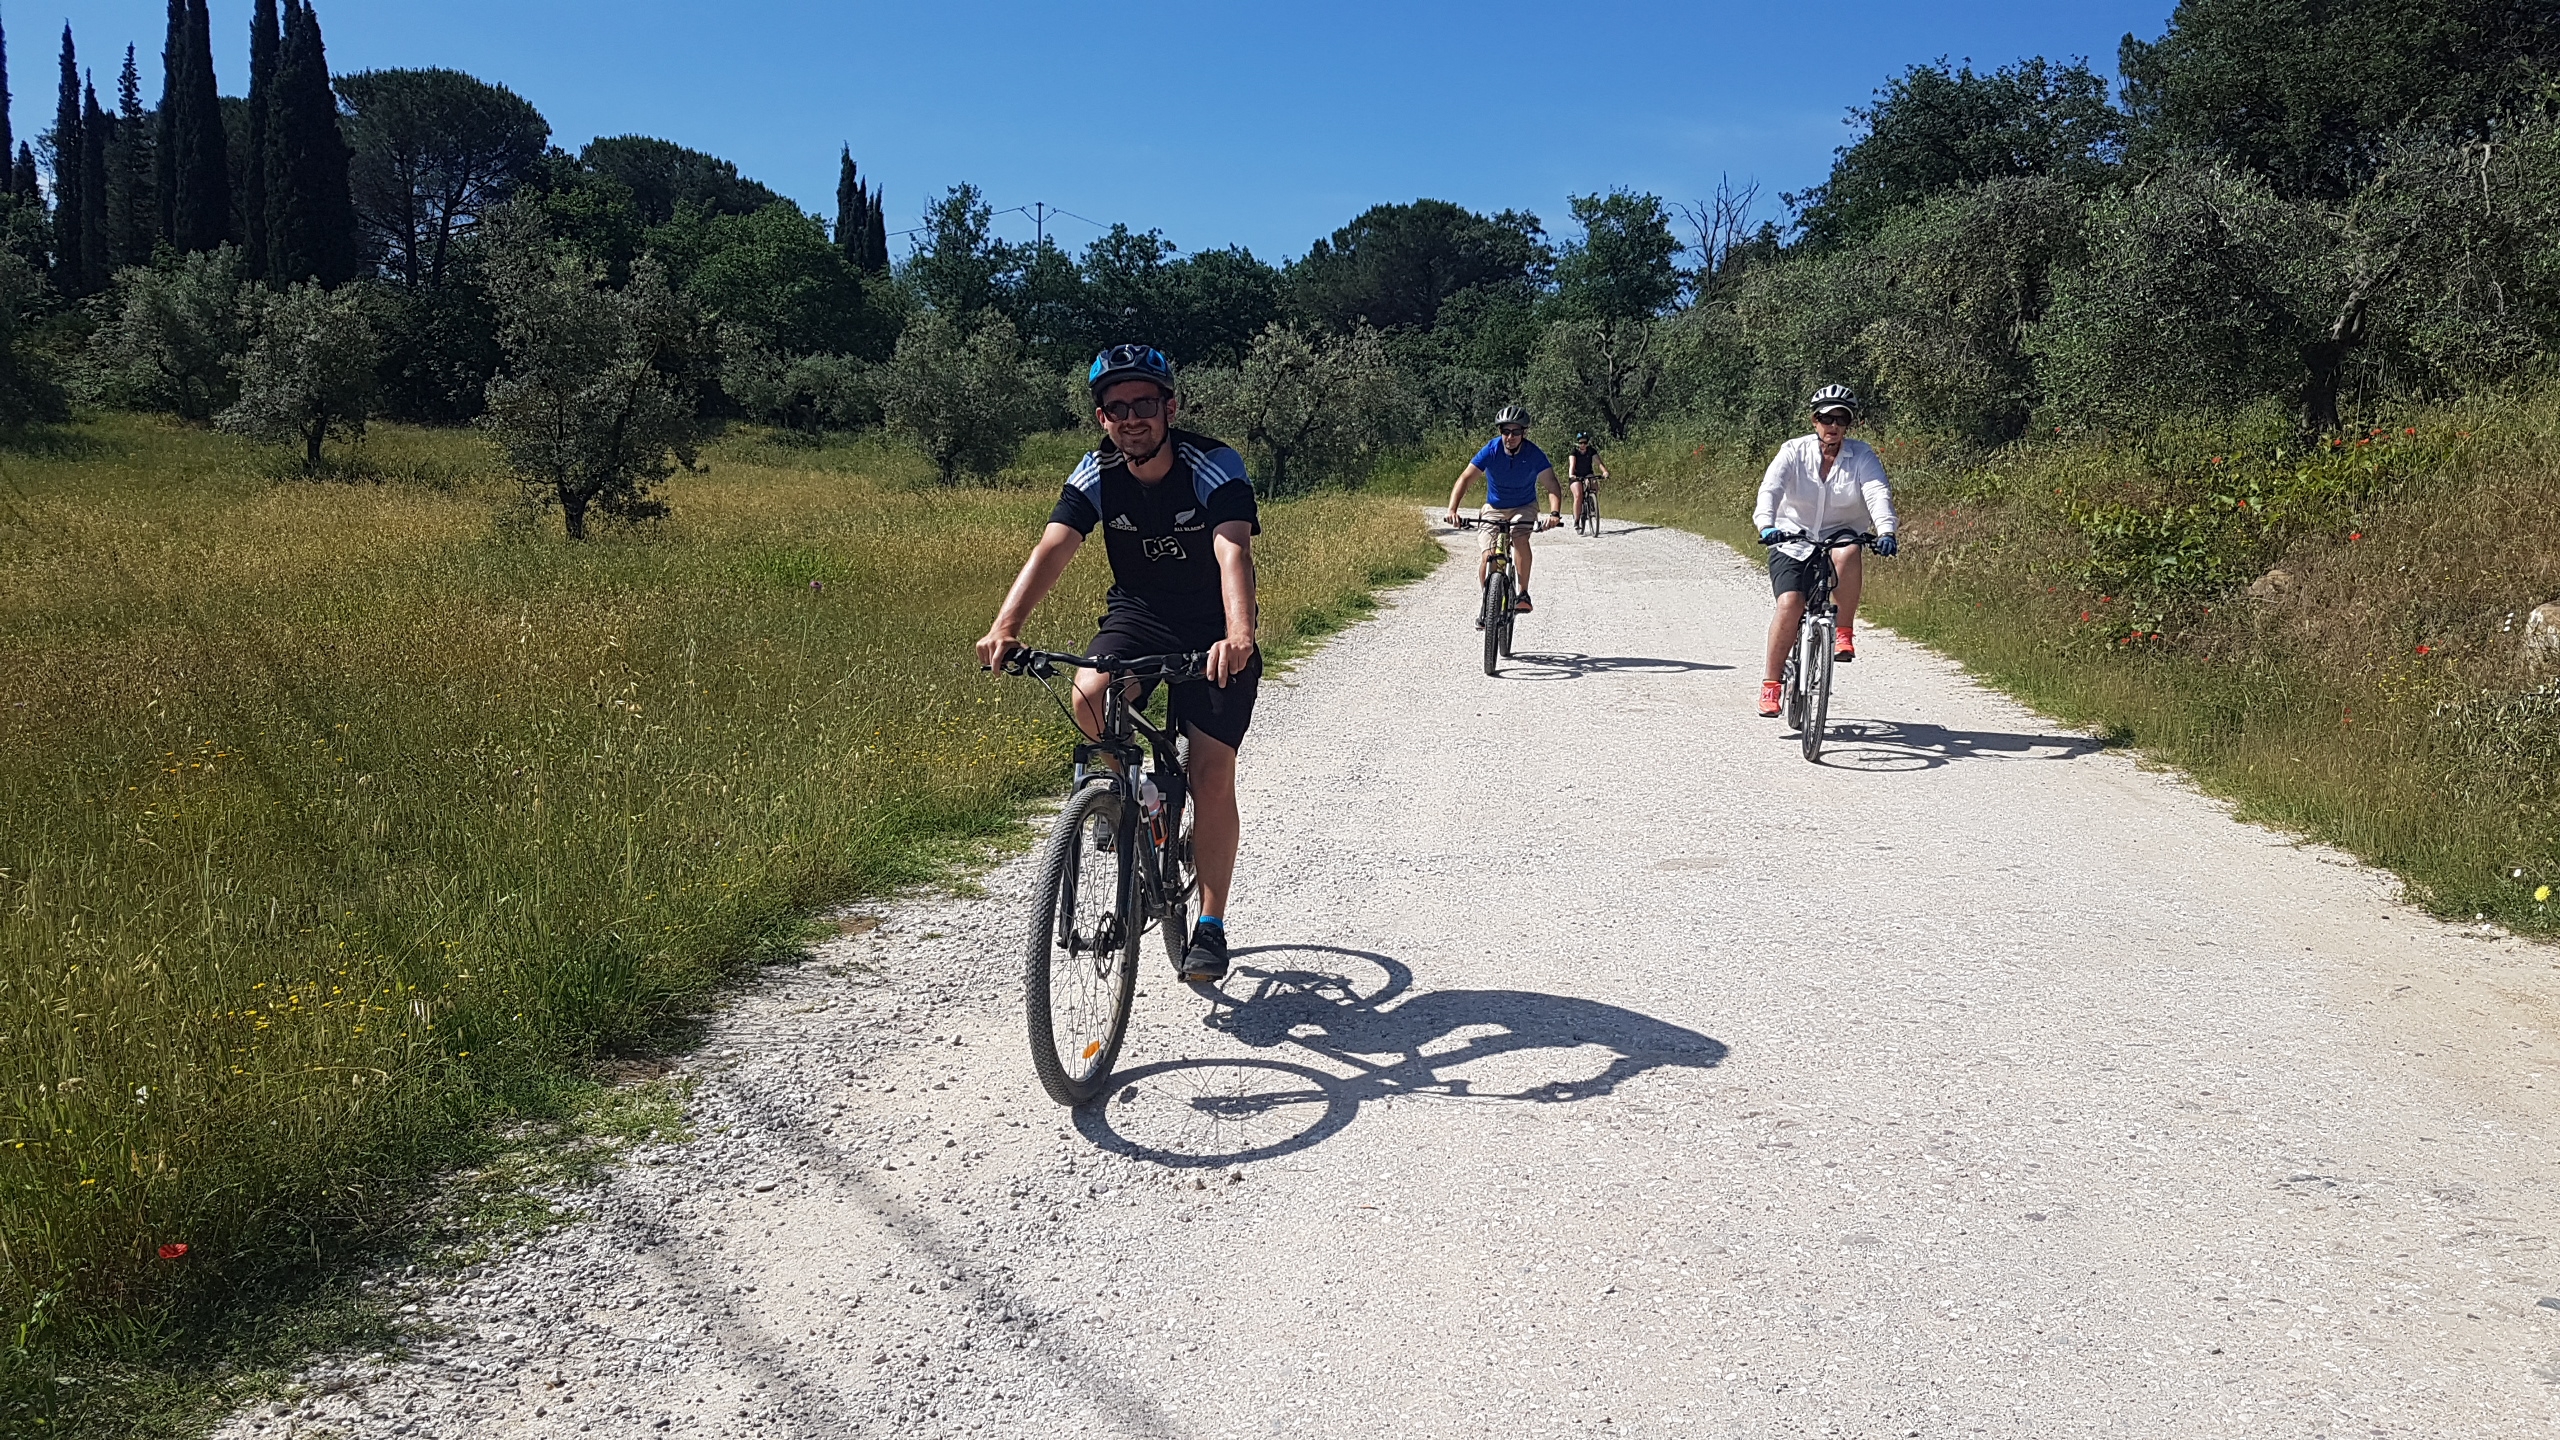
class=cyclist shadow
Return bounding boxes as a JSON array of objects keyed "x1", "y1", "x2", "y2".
[
  {"x1": 1500, "y1": 651, "x2": 1731, "y2": 679},
  {"x1": 1073, "y1": 944, "x2": 1728, "y2": 1168},
  {"x1": 1811, "y1": 716, "x2": 2108, "y2": 771}
]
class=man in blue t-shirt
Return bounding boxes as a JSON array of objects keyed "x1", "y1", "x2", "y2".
[{"x1": 1443, "y1": 404, "x2": 1563, "y2": 613}]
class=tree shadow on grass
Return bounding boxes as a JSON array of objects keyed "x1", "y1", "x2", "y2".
[{"x1": 1075, "y1": 944, "x2": 1727, "y2": 1167}]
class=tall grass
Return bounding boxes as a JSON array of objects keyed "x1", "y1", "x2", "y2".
[
  {"x1": 1557, "y1": 393, "x2": 2560, "y2": 934},
  {"x1": 0, "y1": 415, "x2": 1440, "y2": 1420}
]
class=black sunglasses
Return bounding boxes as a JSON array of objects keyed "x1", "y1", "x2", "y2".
[
  {"x1": 1498, "y1": 425, "x2": 1526, "y2": 437},
  {"x1": 1813, "y1": 410, "x2": 1854, "y2": 425},
  {"x1": 1101, "y1": 397, "x2": 1166, "y2": 421}
]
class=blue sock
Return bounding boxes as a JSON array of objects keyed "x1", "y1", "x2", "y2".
[{"x1": 1196, "y1": 915, "x2": 1223, "y2": 932}]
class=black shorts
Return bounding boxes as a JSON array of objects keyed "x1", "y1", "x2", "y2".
[
  {"x1": 1086, "y1": 605, "x2": 1261, "y2": 752},
  {"x1": 1770, "y1": 549, "x2": 1823, "y2": 598}
]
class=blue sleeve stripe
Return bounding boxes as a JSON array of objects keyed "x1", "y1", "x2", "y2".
[{"x1": 1178, "y1": 442, "x2": 1248, "y2": 506}]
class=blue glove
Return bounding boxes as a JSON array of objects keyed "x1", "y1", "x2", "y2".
[
  {"x1": 1873, "y1": 534, "x2": 1899, "y2": 557},
  {"x1": 1758, "y1": 527, "x2": 1781, "y2": 546}
]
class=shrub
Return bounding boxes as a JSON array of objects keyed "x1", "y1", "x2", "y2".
[{"x1": 77, "y1": 246, "x2": 255, "y2": 421}]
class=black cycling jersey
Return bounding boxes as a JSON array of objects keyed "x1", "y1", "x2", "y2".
[
  {"x1": 1049, "y1": 428, "x2": 1260, "y2": 629},
  {"x1": 1568, "y1": 447, "x2": 1600, "y2": 479}
]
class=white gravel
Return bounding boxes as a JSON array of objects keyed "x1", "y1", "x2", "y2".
[{"x1": 221, "y1": 516, "x2": 2560, "y2": 1439}]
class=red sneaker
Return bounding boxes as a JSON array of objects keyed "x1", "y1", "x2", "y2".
[
  {"x1": 1834, "y1": 626, "x2": 1857, "y2": 663},
  {"x1": 1758, "y1": 680, "x2": 1782, "y2": 716}
]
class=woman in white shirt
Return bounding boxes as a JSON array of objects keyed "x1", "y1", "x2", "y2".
[{"x1": 1751, "y1": 385, "x2": 1898, "y2": 717}]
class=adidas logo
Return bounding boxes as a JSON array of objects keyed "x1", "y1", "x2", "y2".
[{"x1": 1107, "y1": 515, "x2": 1139, "y2": 531}]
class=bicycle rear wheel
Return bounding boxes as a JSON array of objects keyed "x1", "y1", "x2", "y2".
[
  {"x1": 1482, "y1": 572, "x2": 1510, "y2": 675},
  {"x1": 1801, "y1": 623, "x2": 1834, "y2": 763},
  {"x1": 1025, "y1": 782, "x2": 1140, "y2": 1106}
]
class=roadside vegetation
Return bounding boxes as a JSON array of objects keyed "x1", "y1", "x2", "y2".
[{"x1": 0, "y1": 415, "x2": 1437, "y2": 1433}]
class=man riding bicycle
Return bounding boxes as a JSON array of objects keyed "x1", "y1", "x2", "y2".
[
  {"x1": 975, "y1": 345, "x2": 1260, "y2": 982},
  {"x1": 1567, "y1": 432, "x2": 1608, "y2": 526},
  {"x1": 1754, "y1": 384, "x2": 1899, "y2": 717},
  {"x1": 1444, "y1": 404, "x2": 1563, "y2": 620}
]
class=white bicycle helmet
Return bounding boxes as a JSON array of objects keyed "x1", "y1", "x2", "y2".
[
  {"x1": 1808, "y1": 384, "x2": 1860, "y2": 418},
  {"x1": 1493, "y1": 404, "x2": 1532, "y2": 429}
]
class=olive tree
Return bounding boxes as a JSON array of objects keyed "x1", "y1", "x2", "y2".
[
  {"x1": 218, "y1": 281, "x2": 380, "y2": 470},
  {"x1": 872, "y1": 309, "x2": 1044, "y2": 484},
  {"x1": 480, "y1": 209, "x2": 699, "y2": 539},
  {"x1": 1181, "y1": 321, "x2": 1403, "y2": 496},
  {"x1": 78, "y1": 246, "x2": 255, "y2": 421}
]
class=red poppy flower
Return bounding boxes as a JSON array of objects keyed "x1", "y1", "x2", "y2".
[
  {"x1": 2416, "y1": 644, "x2": 2431, "y2": 655},
  {"x1": 2080, "y1": 611, "x2": 2091, "y2": 621},
  {"x1": 2236, "y1": 498, "x2": 2249, "y2": 508},
  {"x1": 2349, "y1": 531, "x2": 2362, "y2": 541},
  {"x1": 2403, "y1": 427, "x2": 2416, "y2": 436},
  {"x1": 159, "y1": 1243, "x2": 188, "y2": 1261}
]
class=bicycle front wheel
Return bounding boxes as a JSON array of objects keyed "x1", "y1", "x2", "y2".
[
  {"x1": 1483, "y1": 572, "x2": 1510, "y2": 675},
  {"x1": 1780, "y1": 646, "x2": 1804, "y2": 730},
  {"x1": 1578, "y1": 493, "x2": 1598, "y2": 535},
  {"x1": 1802, "y1": 625, "x2": 1834, "y2": 763},
  {"x1": 1025, "y1": 781, "x2": 1140, "y2": 1106}
]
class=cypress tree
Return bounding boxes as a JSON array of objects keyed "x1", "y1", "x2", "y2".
[
  {"x1": 51, "y1": 27, "x2": 82, "y2": 295},
  {"x1": 80, "y1": 76, "x2": 110, "y2": 290},
  {"x1": 244, "y1": 0, "x2": 279, "y2": 278},
  {"x1": 266, "y1": 0, "x2": 358, "y2": 285},
  {"x1": 0, "y1": 14, "x2": 15, "y2": 191},
  {"x1": 14, "y1": 146, "x2": 38, "y2": 205},
  {"x1": 154, "y1": 0, "x2": 181, "y2": 243},
  {"x1": 107, "y1": 47, "x2": 155, "y2": 267},
  {"x1": 832, "y1": 150, "x2": 889, "y2": 275},
  {"x1": 173, "y1": 0, "x2": 228, "y2": 251}
]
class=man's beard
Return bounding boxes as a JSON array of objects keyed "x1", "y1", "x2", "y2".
[{"x1": 1119, "y1": 431, "x2": 1167, "y2": 465}]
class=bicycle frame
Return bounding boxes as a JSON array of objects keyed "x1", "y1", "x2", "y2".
[{"x1": 1013, "y1": 649, "x2": 1199, "y2": 921}]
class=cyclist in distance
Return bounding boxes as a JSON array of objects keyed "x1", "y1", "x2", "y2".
[
  {"x1": 975, "y1": 345, "x2": 1261, "y2": 982},
  {"x1": 1444, "y1": 405, "x2": 1563, "y2": 618},
  {"x1": 1567, "y1": 431, "x2": 1608, "y2": 525},
  {"x1": 1753, "y1": 384, "x2": 1899, "y2": 717}
]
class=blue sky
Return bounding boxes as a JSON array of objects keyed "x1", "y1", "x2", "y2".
[{"x1": 25, "y1": 0, "x2": 2173, "y2": 261}]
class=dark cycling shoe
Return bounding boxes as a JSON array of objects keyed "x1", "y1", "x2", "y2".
[
  {"x1": 1513, "y1": 591, "x2": 1534, "y2": 614},
  {"x1": 1178, "y1": 923, "x2": 1230, "y2": 983}
]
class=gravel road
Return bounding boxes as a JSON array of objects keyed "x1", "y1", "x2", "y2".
[{"x1": 226, "y1": 516, "x2": 2560, "y2": 1440}]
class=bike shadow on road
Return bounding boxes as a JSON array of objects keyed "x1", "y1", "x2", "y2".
[
  {"x1": 1497, "y1": 651, "x2": 1732, "y2": 680},
  {"x1": 1810, "y1": 716, "x2": 2107, "y2": 771},
  {"x1": 1074, "y1": 944, "x2": 1728, "y2": 1168}
]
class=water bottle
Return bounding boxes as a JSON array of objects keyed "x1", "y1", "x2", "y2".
[{"x1": 1138, "y1": 771, "x2": 1163, "y2": 819}]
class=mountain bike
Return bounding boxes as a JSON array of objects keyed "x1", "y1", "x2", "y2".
[
  {"x1": 995, "y1": 646, "x2": 1203, "y2": 1106},
  {"x1": 1453, "y1": 512, "x2": 1551, "y2": 675},
  {"x1": 1572, "y1": 476, "x2": 1600, "y2": 536},
  {"x1": 1762, "y1": 529, "x2": 1880, "y2": 763}
]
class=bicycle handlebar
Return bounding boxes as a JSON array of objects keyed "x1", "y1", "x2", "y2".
[
  {"x1": 995, "y1": 646, "x2": 1208, "y2": 683},
  {"x1": 1449, "y1": 513, "x2": 1554, "y2": 531},
  {"x1": 1760, "y1": 529, "x2": 1882, "y2": 550}
]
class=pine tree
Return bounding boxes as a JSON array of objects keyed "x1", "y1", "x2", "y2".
[
  {"x1": 80, "y1": 76, "x2": 110, "y2": 290},
  {"x1": 107, "y1": 47, "x2": 154, "y2": 267},
  {"x1": 244, "y1": 0, "x2": 278, "y2": 278},
  {"x1": 266, "y1": 0, "x2": 357, "y2": 285},
  {"x1": 51, "y1": 27, "x2": 83, "y2": 295}
]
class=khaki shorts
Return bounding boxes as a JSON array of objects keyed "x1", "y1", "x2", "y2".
[{"x1": 1479, "y1": 505, "x2": 1540, "y2": 553}]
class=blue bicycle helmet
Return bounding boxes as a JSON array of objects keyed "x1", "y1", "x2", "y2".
[{"x1": 1087, "y1": 344, "x2": 1176, "y2": 401}]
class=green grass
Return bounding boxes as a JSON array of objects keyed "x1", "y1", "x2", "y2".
[
  {"x1": 0, "y1": 414, "x2": 1442, "y2": 1435},
  {"x1": 1585, "y1": 397, "x2": 2560, "y2": 937}
]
